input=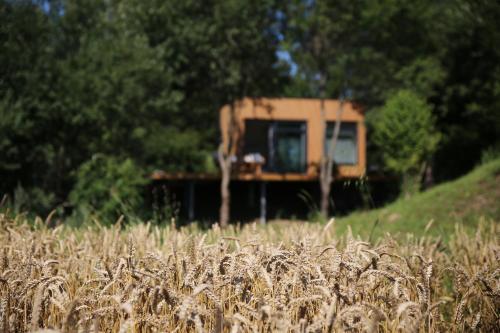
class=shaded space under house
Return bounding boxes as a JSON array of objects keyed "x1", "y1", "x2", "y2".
[{"x1": 152, "y1": 98, "x2": 394, "y2": 223}]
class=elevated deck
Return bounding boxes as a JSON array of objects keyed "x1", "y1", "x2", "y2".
[{"x1": 151, "y1": 165, "x2": 364, "y2": 182}]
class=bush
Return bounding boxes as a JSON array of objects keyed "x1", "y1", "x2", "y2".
[
  {"x1": 371, "y1": 90, "x2": 440, "y2": 194},
  {"x1": 0, "y1": 184, "x2": 57, "y2": 218},
  {"x1": 69, "y1": 155, "x2": 147, "y2": 222},
  {"x1": 480, "y1": 143, "x2": 500, "y2": 164}
]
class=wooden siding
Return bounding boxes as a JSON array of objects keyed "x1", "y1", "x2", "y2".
[{"x1": 220, "y1": 97, "x2": 366, "y2": 180}]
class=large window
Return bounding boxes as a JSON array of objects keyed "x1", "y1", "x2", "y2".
[
  {"x1": 271, "y1": 122, "x2": 307, "y2": 172},
  {"x1": 244, "y1": 120, "x2": 307, "y2": 173},
  {"x1": 325, "y1": 122, "x2": 358, "y2": 165}
]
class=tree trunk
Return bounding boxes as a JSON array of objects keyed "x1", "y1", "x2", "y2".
[
  {"x1": 421, "y1": 160, "x2": 434, "y2": 190},
  {"x1": 402, "y1": 172, "x2": 420, "y2": 198},
  {"x1": 218, "y1": 102, "x2": 236, "y2": 227},
  {"x1": 218, "y1": 146, "x2": 230, "y2": 228},
  {"x1": 319, "y1": 96, "x2": 345, "y2": 218},
  {"x1": 320, "y1": 181, "x2": 330, "y2": 217}
]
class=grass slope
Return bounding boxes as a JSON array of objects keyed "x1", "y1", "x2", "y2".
[{"x1": 336, "y1": 158, "x2": 500, "y2": 240}]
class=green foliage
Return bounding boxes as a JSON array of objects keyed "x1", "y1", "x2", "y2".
[
  {"x1": 284, "y1": 0, "x2": 448, "y2": 104},
  {"x1": 0, "y1": 0, "x2": 286, "y2": 218},
  {"x1": 481, "y1": 143, "x2": 500, "y2": 165},
  {"x1": 371, "y1": 90, "x2": 440, "y2": 187},
  {"x1": 284, "y1": 0, "x2": 499, "y2": 185},
  {"x1": 1, "y1": 0, "x2": 499, "y2": 220},
  {"x1": 69, "y1": 155, "x2": 147, "y2": 222},
  {"x1": 284, "y1": 0, "x2": 364, "y2": 98},
  {"x1": 10, "y1": 185, "x2": 57, "y2": 216},
  {"x1": 432, "y1": 1, "x2": 500, "y2": 179}
]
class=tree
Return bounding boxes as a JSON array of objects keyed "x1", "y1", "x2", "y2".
[
  {"x1": 0, "y1": 0, "x2": 287, "y2": 220},
  {"x1": 431, "y1": 0, "x2": 500, "y2": 180},
  {"x1": 124, "y1": 0, "x2": 287, "y2": 226},
  {"x1": 200, "y1": 0, "x2": 286, "y2": 226},
  {"x1": 371, "y1": 90, "x2": 440, "y2": 195},
  {"x1": 285, "y1": 0, "x2": 363, "y2": 218},
  {"x1": 284, "y1": 0, "x2": 456, "y2": 210},
  {"x1": 0, "y1": 0, "x2": 54, "y2": 196},
  {"x1": 3, "y1": 0, "x2": 499, "y2": 221},
  {"x1": 217, "y1": 105, "x2": 236, "y2": 228}
]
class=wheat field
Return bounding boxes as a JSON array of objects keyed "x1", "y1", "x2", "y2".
[{"x1": 0, "y1": 214, "x2": 498, "y2": 333}]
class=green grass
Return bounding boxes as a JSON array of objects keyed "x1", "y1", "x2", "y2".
[{"x1": 335, "y1": 158, "x2": 500, "y2": 240}]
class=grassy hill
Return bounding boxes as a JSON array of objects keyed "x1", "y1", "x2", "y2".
[{"x1": 335, "y1": 158, "x2": 500, "y2": 240}]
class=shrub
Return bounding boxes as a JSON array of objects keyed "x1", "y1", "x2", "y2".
[
  {"x1": 69, "y1": 155, "x2": 147, "y2": 222},
  {"x1": 0, "y1": 185, "x2": 57, "y2": 219},
  {"x1": 480, "y1": 142, "x2": 500, "y2": 164},
  {"x1": 371, "y1": 90, "x2": 440, "y2": 195}
]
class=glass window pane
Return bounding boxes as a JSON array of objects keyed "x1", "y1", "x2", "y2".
[
  {"x1": 275, "y1": 133, "x2": 302, "y2": 172},
  {"x1": 325, "y1": 122, "x2": 357, "y2": 165},
  {"x1": 272, "y1": 122, "x2": 306, "y2": 173}
]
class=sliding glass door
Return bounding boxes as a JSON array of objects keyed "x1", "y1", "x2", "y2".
[
  {"x1": 244, "y1": 120, "x2": 307, "y2": 173},
  {"x1": 270, "y1": 122, "x2": 306, "y2": 173}
]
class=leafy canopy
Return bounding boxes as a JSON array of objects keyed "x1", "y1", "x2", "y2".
[
  {"x1": 0, "y1": 0, "x2": 286, "y2": 218},
  {"x1": 371, "y1": 90, "x2": 440, "y2": 175}
]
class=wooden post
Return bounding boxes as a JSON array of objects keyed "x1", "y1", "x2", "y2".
[
  {"x1": 187, "y1": 180, "x2": 195, "y2": 221},
  {"x1": 260, "y1": 181, "x2": 267, "y2": 225}
]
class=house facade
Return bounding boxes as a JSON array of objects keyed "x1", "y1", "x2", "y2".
[{"x1": 220, "y1": 97, "x2": 366, "y2": 180}]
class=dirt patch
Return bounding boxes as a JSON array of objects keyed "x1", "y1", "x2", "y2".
[{"x1": 387, "y1": 212, "x2": 401, "y2": 223}]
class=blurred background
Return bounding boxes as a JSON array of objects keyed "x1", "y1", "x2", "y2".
[{"x1": 1, "y1": 0, "x2": 499, "y2": 224}]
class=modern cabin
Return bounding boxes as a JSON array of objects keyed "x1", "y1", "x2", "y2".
[
  {"x1": 219, "y1": 97, "x2": 366, "y2": 180},
  {"x1": 152, "y1": 98, "x2": 367, "y2": 222}
]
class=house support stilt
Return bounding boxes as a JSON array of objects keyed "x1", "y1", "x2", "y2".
[
  {"x1": 187, "y1": 180, "x2": 195, "y2": 221},
  {"x1": 260, "y1": 181, "x2": 267, "y2": 224}
]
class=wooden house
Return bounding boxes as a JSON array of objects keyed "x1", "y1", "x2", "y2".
[
  {"x1": 152, "y1": 97, "x2": 366, "y2": 222},
  {"x1": 219, "y1": 97, "x2": 366, "y2": 180}
]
